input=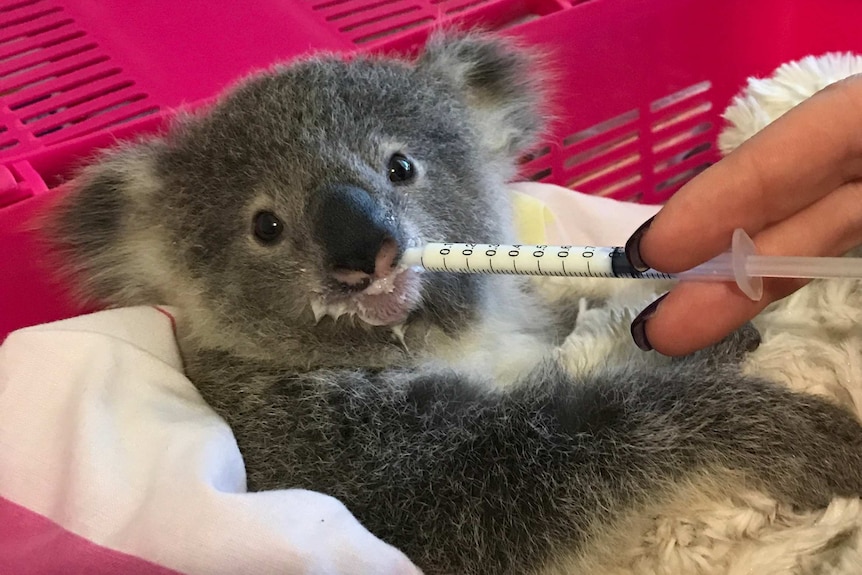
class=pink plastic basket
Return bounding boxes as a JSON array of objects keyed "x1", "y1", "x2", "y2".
[{"x1": 2, "y1": 0, "x2": 862, "y2": 341}]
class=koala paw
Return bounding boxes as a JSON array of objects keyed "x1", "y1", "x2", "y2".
[
  {"x1": 682, "y1": 322, "x2": 762, "y2": 368},
  {"x1": 556, "y1": 296, "x2": 677, "y2": 376}
]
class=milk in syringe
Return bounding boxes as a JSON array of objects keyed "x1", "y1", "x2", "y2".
[{"x1": 400, "y1": 242, "x2": 673, "y2": 279}]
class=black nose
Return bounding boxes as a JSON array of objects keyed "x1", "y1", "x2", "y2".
[{"x1": 312, "y1": 184, "x2": 401, "y2": 275}]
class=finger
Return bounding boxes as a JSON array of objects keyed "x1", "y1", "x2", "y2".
[
  {"x1": 752, "y1": 179, "x2": 862, "y2": 259},
  {"x1": 639, "y1": 74, "x2": 862, "y2": 274},
  {"x1": 639, "y1": 179, "x2": 862, "y2": 356},
  {"x1": 637, "y1": 282, "x2": 770, "y2": 357}
]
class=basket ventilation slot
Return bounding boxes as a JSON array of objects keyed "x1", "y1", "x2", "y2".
[
  {"x1": 313, "y1": 0, "x2": 437, "y2": 44},
  {"x1": 313, "y1": 0, "x2": 551, "y2": 45},
  {"x1": 0, "y1": 0, "x2": 158, "y2": 150},
  {"x1": 524, "y1": 80, "x2": 717, "y2": 203},
  {"x1": 650, "y1": 81, "x2": 714, "y2": 199}
]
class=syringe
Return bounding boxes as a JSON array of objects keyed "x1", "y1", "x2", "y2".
[{"x1": 400, "y1": 228, "x2": 862, "y2": 302}]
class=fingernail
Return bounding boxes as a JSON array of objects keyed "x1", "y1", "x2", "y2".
[
  {"x1": 624, "y1": 216, "x2": 654, "y2": 273},
  {"x1": 630, "y1": 292, "x2": 668, "y2": 351}
]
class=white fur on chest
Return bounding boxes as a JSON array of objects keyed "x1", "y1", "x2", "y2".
[{"x1": 418, "y1": 281, "x2": 553, "y2": 388}]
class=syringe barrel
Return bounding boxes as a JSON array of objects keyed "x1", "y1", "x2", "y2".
[{"x1": 403, "y1": 243, "x2": 623, "y2": 277}]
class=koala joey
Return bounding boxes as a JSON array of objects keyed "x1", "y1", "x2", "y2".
[{"x1": 51, "y1": 32, "x2": 862, "y2": 574}]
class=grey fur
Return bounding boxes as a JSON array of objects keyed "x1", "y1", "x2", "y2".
[{"x1": 50, "y1": 32, "x2": 862, "y2": 575}]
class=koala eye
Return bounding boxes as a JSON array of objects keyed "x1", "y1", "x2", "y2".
[
  {"x1": 387, "y1": 153, "x2": 415, "y2": 184},
  {"x1": 253, "y1": 211, "x2": 284, "y2": 244}
]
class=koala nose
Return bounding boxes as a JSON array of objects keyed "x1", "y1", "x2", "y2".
[{"x1": 312, "y1": 184, "x2": 402, "y2": 285}]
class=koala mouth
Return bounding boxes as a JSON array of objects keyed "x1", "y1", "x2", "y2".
[{"x1": 311, "y1": 266, "x2": 423, "y2": 327}]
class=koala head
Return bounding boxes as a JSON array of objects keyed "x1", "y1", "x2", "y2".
[{"x1": 51, "y1": 32, "x2": 547, "y2": 368}]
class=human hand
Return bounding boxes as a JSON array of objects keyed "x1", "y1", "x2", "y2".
[{"x1": 624, "y1": 74, "x2": 862, "y2": 356}]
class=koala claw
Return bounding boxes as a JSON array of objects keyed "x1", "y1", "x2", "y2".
[{"x1": 682, "y1": 322, "x2": 762, "y2": 368}]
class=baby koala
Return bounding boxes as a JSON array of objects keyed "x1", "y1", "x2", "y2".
[{"x1": 51, "y1": 31, "x2": 862, "y2": 575}]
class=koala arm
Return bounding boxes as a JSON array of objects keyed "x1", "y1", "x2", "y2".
[{"x1": 188, "y1": 349, "x2": 862, "y2": 575}]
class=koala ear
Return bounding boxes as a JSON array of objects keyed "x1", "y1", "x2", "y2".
[
  {"x1": 416, "y1": 30, "x2": 548, "y2": 159},
  {"x1": 47, "y1": 140, "x2": 169, "y2": 308}
]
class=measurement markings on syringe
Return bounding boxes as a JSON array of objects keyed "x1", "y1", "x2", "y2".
[
  {"x1": 533, "y1": 246, "x2": 546, "y2": 276},
  {"x1": 462, "y1": 245, "x2": 474, "y2": 272},
  {"x1": 485, "y1": 245, "x2": 498, "y2": 273},
  {"x1": 416, "y1": 243, "x2": 631, "y2": 277}
]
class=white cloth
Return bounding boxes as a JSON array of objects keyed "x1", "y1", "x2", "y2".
[{"x1": 0, "y1": 305, "x2": 421, "y2": 574}]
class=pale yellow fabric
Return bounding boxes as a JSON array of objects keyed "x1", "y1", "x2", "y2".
[
  {"x1": 511, "y1": 182, "x2": 660, "y2": 247},
  {"x1": 511, "y1": 190, "x2": 555, "y2": 244}
]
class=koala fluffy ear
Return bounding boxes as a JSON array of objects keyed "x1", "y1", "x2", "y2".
[
  {"x1": 46, "y1": 141, "x2": 169, "y2": 308},
  {"x1": 416, "y1": 30, "x2": 548, "y2": 160}
]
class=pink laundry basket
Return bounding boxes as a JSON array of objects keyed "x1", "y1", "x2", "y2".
[{"x1": 2, "y1": 0, "x2": 862, "y2": 341}]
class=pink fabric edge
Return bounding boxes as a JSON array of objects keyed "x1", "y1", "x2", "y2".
[{"x1": 0, "y1": 496, "x2": 184, "y2": 575}]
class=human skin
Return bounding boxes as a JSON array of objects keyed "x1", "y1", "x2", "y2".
[{"x1": 626, "y1": 74, "x2": 862, "y2": 356}]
